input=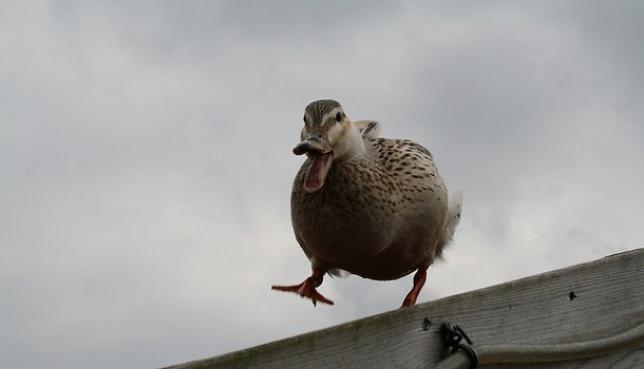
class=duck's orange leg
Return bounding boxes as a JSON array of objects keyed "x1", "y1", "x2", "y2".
[
  {"x1": 272, "y1": 269, "x2": 334, "y2": 306},
  {"x1": 401, "y1": 268, "x2": 427, "y2": 308}
]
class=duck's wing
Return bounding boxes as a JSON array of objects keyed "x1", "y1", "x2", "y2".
[{"x1": 353, "y1": 120, "x2": 381, "y2": 139}]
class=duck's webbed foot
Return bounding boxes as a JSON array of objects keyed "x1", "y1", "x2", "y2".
[
  {"x1": 272, "y1": 270, "x2": 334, "y2": 306},
  {"x1": 400, "y1": 268, "x2": 427, "y2": 308}
]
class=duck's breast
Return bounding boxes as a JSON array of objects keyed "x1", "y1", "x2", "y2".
[{"x1": 291, "y1": 157, "x2": 400, "y2": 264}]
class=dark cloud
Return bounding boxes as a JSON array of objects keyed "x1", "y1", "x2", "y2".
[{"x1": 1, "y1": 1, "x2": 642, "y2": 368}]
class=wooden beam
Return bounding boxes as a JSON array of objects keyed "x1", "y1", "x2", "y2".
[{"x1": 165, "y1": 248, "x2": 644, "y2": 369}]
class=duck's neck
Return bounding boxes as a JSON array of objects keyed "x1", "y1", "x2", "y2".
[{"x1": 335, "y1": 122, "x2": 366, "y2": 162}]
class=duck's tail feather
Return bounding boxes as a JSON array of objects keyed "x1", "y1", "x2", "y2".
[
  {"x1": 435, "y1": 190, "x2": 462, "y2": 260},
  {"x1": 446, "y1": 190, "x2": 463, "y2": 241}
]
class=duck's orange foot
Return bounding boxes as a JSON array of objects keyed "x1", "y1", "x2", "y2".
[{"x1": 272, "y1": 277, "x2": 334, "y2": 306}]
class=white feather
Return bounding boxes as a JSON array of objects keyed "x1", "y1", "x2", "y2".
[{"x1": 446, "y1": 190, "x2": 463, "y2": 240}]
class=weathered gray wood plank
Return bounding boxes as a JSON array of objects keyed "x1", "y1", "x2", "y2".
[
  {"x1": 488, "y1": 342, "x2": 644, "y2": 368},
  {"x1": 165, "y1": 248, "x2": 644, "y2": 369}
]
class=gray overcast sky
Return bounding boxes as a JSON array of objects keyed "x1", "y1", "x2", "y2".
[{"x1": 1, "y1": 1, "x2": 643, "y2": 368}]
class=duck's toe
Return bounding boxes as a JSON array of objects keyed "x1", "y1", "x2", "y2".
[{"x1": 272, "y1": 276, "x2": 334, "y2": 306}]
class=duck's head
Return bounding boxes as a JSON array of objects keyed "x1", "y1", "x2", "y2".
[{"x1": 294, "y1": 99, "x2": 365, "y2": 193}]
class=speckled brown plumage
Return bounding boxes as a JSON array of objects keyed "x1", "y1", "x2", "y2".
[{"x1": 292, "y1": 137, "x2": 450, "y2": 279}]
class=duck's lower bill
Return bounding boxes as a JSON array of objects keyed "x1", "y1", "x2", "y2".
[{"x1": 304, "y1": 152, "x2": 333, "y2": 193}]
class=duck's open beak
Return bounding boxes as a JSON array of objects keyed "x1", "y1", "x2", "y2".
[{"x1": 293, "y1": 136, "x2": 333, "y2": 193}]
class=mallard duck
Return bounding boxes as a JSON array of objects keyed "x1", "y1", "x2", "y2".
[{"x1": 272, "y1": 99, "x2": 462, "y2": 308}]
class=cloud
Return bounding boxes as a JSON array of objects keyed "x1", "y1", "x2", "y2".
[{"x1": 1, "y1": 1, "x2": 642, "y2": 368}]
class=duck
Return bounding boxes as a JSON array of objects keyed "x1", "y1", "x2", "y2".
[{"x1": 272, "y1": 99, "x2": 462, "y2": 308}]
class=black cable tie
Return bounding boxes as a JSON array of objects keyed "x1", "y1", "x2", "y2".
[{"x1": 441, "y1": 323, "x2": 478, "y2": 369}]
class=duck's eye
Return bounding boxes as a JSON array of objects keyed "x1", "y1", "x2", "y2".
[{"x1": 335, "y1": 112, "x2": 343, "y2": 122}]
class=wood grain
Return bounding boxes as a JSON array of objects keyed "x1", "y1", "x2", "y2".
[{"x1": 164, "y1": 249, "x2": 644, "y2": 369}]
